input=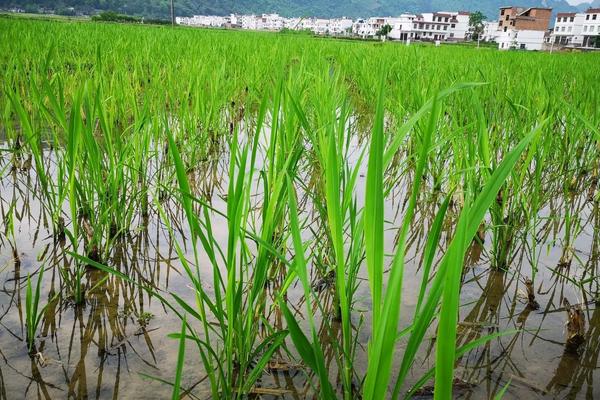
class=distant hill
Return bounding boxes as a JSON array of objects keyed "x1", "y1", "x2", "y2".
[
  {"x1": 576, "y1": 0, "x2": 600, "y2": 11},
  {"x1": 0, "y1": 0, "x2": 582, "y2": 22}
]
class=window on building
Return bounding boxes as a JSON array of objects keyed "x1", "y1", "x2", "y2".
[
  {"x1": 562, "y1": 26, "x2": 566, "y2": 32},
  {"x1": 501, "y1": 9, "x2": 505, "y2": 16},
  {"x1": 570, "y1": 17, "x2": 574, "y2": 22},
  {"x1": 451, "y1": 24, "x2": 456, "y2": 28},
  {"x1": 586, "y1": 15, "x2": 590, "y2": 20},
  {"x1": 413, "y1": 24, "x2": 417, "y2": 29},
  {"x1": 504, "y1": 26, "x2": 508, "y2": 32},
  {"x1": 584, "y1": 25, "x2": 588, "y2": 32},
  {"x1": 594, "y1": 14, "x2": 597, "y2": 20},
  {"x1": 568, "y1": 26, "x2": 572, "y2": 32},
  {"x1": 444, "y1": 25, "x2": 448, "y2": 30},
  {"x1": 506, "y1": 15, "x2": 510, "y2": 21},
  {"x1": 437, "y1": 25, "x2": 440, "y2": 30},
  {"x1": 450, "y1": 33, "x2": 454, "y2": 37}
]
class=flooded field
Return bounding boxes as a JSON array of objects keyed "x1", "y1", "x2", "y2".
[{"x1": 1, "y1": 15, "x2": 600, "y2": 400}]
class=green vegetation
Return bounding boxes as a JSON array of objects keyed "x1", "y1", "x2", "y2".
[
  {"x1": 468, "y1": 11, "x2": 486, "y2": 41},
  {"x1": 91, "y1": 10, "x2": 171, "y2": 24},
  {"x1": 1, "y1": 16, "x2": 599, "y2": 399}
]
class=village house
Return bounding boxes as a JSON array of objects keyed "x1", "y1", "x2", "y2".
[
  {"x1": 240, "y1": 14, "x2": 258, "y2": 30},
  {"x1": 482, "y1": 21, "x2": 500, "y2": 42},
  {"x1": 496, "y1": 6, "x2": 552, "y2": 50},
  {"x1": 550, "y1": 12, "x2": 585, "y2": 47},
  {"x1": 582, "y1": 8, "x2": 600, "y2": 47},
  {"x1": 547, "y1": 8, "x2": 600, "y2": 48},
  {"x1": 411, "y1": 12, "x2": 470, "y2": 41},
  {"x1": 255, "y1": 14, "x2": 284, "y2": 30},
  {"x1": 352, "y1": 17, "x2": 385, "y2": 38},
  {"x1": 351, "y1": 12, "x2": 469, "y2": 42},
  {"x1": 387, "y1": 14, "x2": 418, "y2": 41}
]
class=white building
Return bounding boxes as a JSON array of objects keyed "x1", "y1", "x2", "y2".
[
  {"x1": 549, "y1": 8, "x2": 600, "y2": 48},
  {"x1": 582, "y1": 8, "x2": 600, "y2": 47},
  {"x1": 176, "y1": 15, "x2": 227, "y2": 27},
  {"x1": 240, "y1": 14, "x2": 258, "y2": 30},
  {"x1": 482, "y1": 21, "x2": 499, "y2": 42},
  {"x1": 447, "y1": 11, "x2": 471, "y2": 40},
  {"x1": 388, "y1": 14, "x2": 418, "y2": 40},
  {"x1": 352, "y1": 17, "x2": 386, "y2": 38},
  {"x1": 256, "y1": 13, "x2": 284, "y2": 30},
  {"x1": 328, "y1": 18, "x2": 354, "y2": 35},
  {"x1": 352, "y1": 12, "x2": 469, "y2": 41},
  {"x1": 412, "y1": 12, "x2": 469, "y2": 41},
  {"x1": 550, "y1": 12, "x2": 584, "y2": 46},
  {"x1": 497, "y1": 29, "x2": 546, "y2": 50}
]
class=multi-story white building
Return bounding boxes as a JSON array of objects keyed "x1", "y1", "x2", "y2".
[
  {"x1": 352, "y1": 12, "x2": 469, "y2": 41},
  {"x1": 550, "y1": 12, "x2": 584, "y2": 46},
  {"x1": 255, "y1": 13, "x2": 284, "y2": 30},
  {"x1": 328, "y1": 18, "x2": 354, "y2": 35},
  {"x1": 239, "y1": 14, "x2": 257, "y2": 30},
  {"x1": 582, "y1": 8, "x2": 600, "y2": 47},
  {"x1": 388, "y1": 14, "x2": 418, "y2": 40},
  {"x1": 447, "y1": 11, "x2": 471, "y2": 40},
  {"x1": 549, "y1": 8, "x2": 600, "y2": 48},
  {"x1": 280, "y1": 16, "x2": 352, "y2": 35},
  {"x1": 352, "y1": 17, "x2": 387, "y2": 38},
  {"x1": 176, "y1": 15, "x2": 226, "y2": 27},
  {"x1": 410, "y1": 12, "x2": 470, "y2": 41}
]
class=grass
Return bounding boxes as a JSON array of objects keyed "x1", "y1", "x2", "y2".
[{"x1": 1, "y1": 15, "x2": 600, "y2": 399}]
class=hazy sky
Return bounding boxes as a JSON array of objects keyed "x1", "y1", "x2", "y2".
[{"x1": 566, "y1": 0, "x2": 590, "y2": 4}]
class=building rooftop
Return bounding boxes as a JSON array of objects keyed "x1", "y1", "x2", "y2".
[
  {"x1": 556, "y1": 12, "x2": 576, "y2": 17},
  {"x1": 499, "y1": 6, "x2": 552, "y2": 11}
]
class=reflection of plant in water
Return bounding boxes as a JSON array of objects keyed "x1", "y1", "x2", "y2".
[
  {"x1": 25, "y1": 266, "x2": 51, "y2": 352},
  {"x1": 563, "y1": 298, "x2": 586, "y2": 353}
]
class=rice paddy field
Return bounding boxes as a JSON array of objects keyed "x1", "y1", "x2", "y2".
[{"x1": 1, "y1": 14, "x2": 600, "y2": 399}]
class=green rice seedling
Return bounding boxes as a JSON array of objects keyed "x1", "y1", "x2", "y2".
[
  {"x1": 25, "y1": 266, "x2": 49, "y2": 352},
  {"x1": 282, "y1": 176, "x2": 336, "y2": 399},
  {"x1": 157, "y1": 89, "x2": 297, "y2": 398},
  {"x1": 288, "y1": 74, "x2": 365, "y2": 398}
]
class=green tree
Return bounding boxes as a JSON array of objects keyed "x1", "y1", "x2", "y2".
[
  {"x1": 469, "y1": 11, "x2": 486, "y2": 41},
  {"x1": 376, "y1": 24, "x2": 392, "y2": 38}
]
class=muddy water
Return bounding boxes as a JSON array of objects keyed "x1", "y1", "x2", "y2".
[{"x1": 0, "y1": 136, "x2": 599, "y2": 399}]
